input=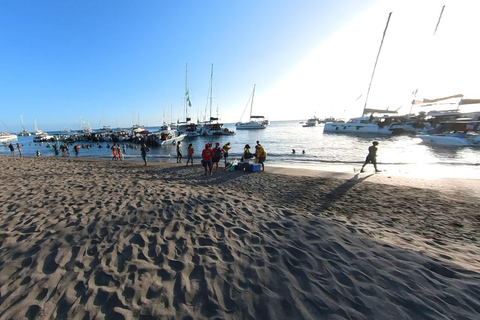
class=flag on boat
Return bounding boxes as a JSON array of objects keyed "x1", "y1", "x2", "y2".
[{"x1": 185, "y1": 90, "x2": 192, "y2": 107}]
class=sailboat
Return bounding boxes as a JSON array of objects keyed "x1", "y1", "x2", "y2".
[
  {"x1": 235, "y1": 84, "x2": 267, "y2": 130},
  {"x1": 18, "y1": 115, "x2": 31, "y2": 136},
  {"x1": 324, "y1": 12, "x2": 399, "y2": 135},
  {"x1": 177, "y1": 63, "x2": 203, "y2": 137},
  {"x1": 203, "y1": 64, "x2": 235, "y2": 136},
  {"x1": 33, "y1": 119, "x2": 45, "y2": 136},
  {"x1": 81, "y1": 117, "x2": 93, "y2": 134}
]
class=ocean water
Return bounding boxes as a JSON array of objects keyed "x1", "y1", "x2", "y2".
[{"x1": 3, "y1": 120, "x2": 480, "y2": 179}]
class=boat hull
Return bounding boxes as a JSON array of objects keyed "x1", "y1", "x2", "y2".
[
  {"x1": 324, "y1": 122, "x2": 392, "y2": 135},
  {"x1": 160, "y1": 134, "x2": 187, "y2": 146},
  {"x1": 0, "y1": 133, "x2": 18, "y2": 143},
  {"x1": 235, "y1": 121, "x2": 266, "y2": 130},
  {"x1": 417, "y1": 134, "x2": 480, "y2": 147}
]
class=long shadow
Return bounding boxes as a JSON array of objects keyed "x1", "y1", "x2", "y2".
[
  {"x1": 319, "y1": 173, "x2": 373, "y2": 212},
  {"x1": 150, "y1": 164, "x2": 250, "y2": 186}
]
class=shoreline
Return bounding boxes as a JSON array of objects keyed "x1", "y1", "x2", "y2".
[{"x1": 1, "y1": 155, "x2": 480, "y2": 319}]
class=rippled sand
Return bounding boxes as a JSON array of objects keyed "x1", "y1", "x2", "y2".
[{"x1": 0, "y1": 156, "x2": 479, "y2": 319}]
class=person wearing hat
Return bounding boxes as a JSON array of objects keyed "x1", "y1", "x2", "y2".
[
  {"x1": 212, "y1": 142, "x2": 224, "y2": 173},
  {"x1": 242, "y1": 144, "x2": 254, "y2": 171},
  {"x1": 222, "y1": 142, "x2": 231, "y2": 165},
  {"x1": 361, "y1": 141, "x2": 381, "y2": 173},
  {"x1": 255, "y1": 142, "x2": 267, "y2": 171},
  {"x1": 202, "y1": 143, "x2": 213, "y2": 175}
]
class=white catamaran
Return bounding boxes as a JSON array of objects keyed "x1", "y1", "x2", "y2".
[
  {"x1": 324, "y1": 12, "x2": 396, "y2": 135},
  {"x1": 236, "y1": 84, "x2": 267, "y2": 130}
]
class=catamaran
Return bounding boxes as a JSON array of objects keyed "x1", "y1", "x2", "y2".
[
  {"x1": 177, "y1": 64, "x2": 203, "y2": 137},
  {"x1": 18, "y1": 115, "x2": 31, "y2": 136},
  {"x1": 236, "y1": 84, "x2": 267, "y2": 130},
  {"x1": 203, "y1": 64, "x2": 235, "y2": 136},
  {"x1": 324, "y1": 12, "x2": 397, "y2": 135}
]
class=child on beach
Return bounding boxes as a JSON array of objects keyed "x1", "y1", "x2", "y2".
[
  {"x1": 8, "y1": 143, "x2": 14, "y2": 156},
  {"x1": 186, "y1": 143, "x2": 194, "y2": 167},
  {"x1": 16, "y1": 143, "x2": 22, "y2": 157},
  {"x1": 111, "y1": 144, "x2": 117, "y2": 160},
  {"x1": 36, "y1": 150, "x2": 41, "y2": 157}
]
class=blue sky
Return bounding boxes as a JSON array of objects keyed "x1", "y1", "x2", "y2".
[{"x1": 1, "y1": 0, "x2": 478, "y2": 132}]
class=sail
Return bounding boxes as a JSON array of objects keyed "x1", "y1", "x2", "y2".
[
  {"x1": 459, "y1": 98, "x2": 480, "y2": 105},
  {"x1": 413, "y1": 94, "x2": 463, "y2": 105}
]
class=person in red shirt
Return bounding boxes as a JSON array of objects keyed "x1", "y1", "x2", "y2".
[{"x1": 202, "y1": 143, "x2": 213, "y2": 175}]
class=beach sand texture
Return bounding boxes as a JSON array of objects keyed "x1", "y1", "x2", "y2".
[{"x1": 1, "y1": 156, "x2": 480, "y2": 319}]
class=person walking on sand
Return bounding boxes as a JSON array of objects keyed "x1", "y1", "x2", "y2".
[
  {"x1": 8, "y1": 143, "x2": 14, "y2": 156},
  {"x1": 361, "y1": 141, "x2": 381, "y2": 173},
  {"x1": 202, "y1": 143, "x2": 213, "y2": 175},
  {"x1": 16, "y1": 143, "x2": 22, "y2": 157},
  {"x1": 176, "y1": 141, "x2": 183, "y2": 163},
  {"x1": 223, "y1": 142, "x2": 231, "y2": 165},
  {"x1": 186, "y1": 143, "x2": 194, "y2": 167},
  {"x1": 141, "y1": 142, "x2": 149, "y2": 166},
  {"x1": 36, "y1": 149, "x2": 41, "y2": 157},
  {"x1": 212, "y1": 142, "x2": 224, "y2": 173},
  {"x1": 256, "y1": 142, "x2": 267, "y2": 171}
]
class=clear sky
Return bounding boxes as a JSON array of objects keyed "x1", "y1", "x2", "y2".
[{"x1": 0, "y1": 0, "x2": 478, "y2": 133}]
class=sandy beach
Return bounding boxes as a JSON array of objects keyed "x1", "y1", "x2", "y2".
[{"x1": 1, "y1": 155, "x2": 480, "y2": 320}]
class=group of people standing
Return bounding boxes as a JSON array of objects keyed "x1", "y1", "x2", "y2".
[
  {"x1": 7, "y1": 143, "x2": 21, "y2": 157},
  {"x1": 110, "y1": 143, "x2": 124, "y2": 161},
  {"x1": 199, "y1": 141, "x2": 232, "y2": 175}
]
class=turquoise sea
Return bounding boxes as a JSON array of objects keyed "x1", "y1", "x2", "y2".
[{"x1": 3, "y1": 120, "x2": 480, "y2": 179}]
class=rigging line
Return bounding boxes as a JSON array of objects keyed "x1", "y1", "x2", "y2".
[
  {"x1": 433, "y1": 5, "x2": 445, "y2": 36},
  {"x1": 362, "y1": 12, "x2": 392, "y2": 116},
  {"x1": 0, "y1": 118, "x2": 10, "y2": 130},
  {"x1": 239, "y1": 89, "x2": 254, "y2": 121}
]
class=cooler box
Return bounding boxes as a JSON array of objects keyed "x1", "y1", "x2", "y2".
[
  {"x1": 236, "y1": 162, "x2": 245, "y2": 170},
  {"x1": 248, "y1": 163, "x2": 262, "y2": 172}
]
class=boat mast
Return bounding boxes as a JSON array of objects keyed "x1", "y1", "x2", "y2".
[
  {"x1": 21, "y1": 115, "x2": 26, "y2": 131},
  {"x1": 185, "y1": 63, "x2": 188, "y2": 122},
  {"x1": 362, "y1": 12, "x2": 392, "y2": 116},
  {"x1": 250, "y1": 84, "x2": 256, "y2": 121},
  {"x1": 209, "y1": 64, "x2": 213, "y2": 121}
]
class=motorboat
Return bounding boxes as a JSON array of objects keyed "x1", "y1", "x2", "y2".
[
  {"x1": 303, "y1": 116, "x2": 320, "y2": 127},
  {"x1": 417, "y1": 120, "x2": 480, "y2": 147},
  {"x1": 158, "y1": 131, "x2": 187, "y2": 146},
  {"x1": 33, "y1": 132, "x2": 55, "y2": 142},
  {"x1": 0, "y1": 132, "x2": 18, "y2": 143}
]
